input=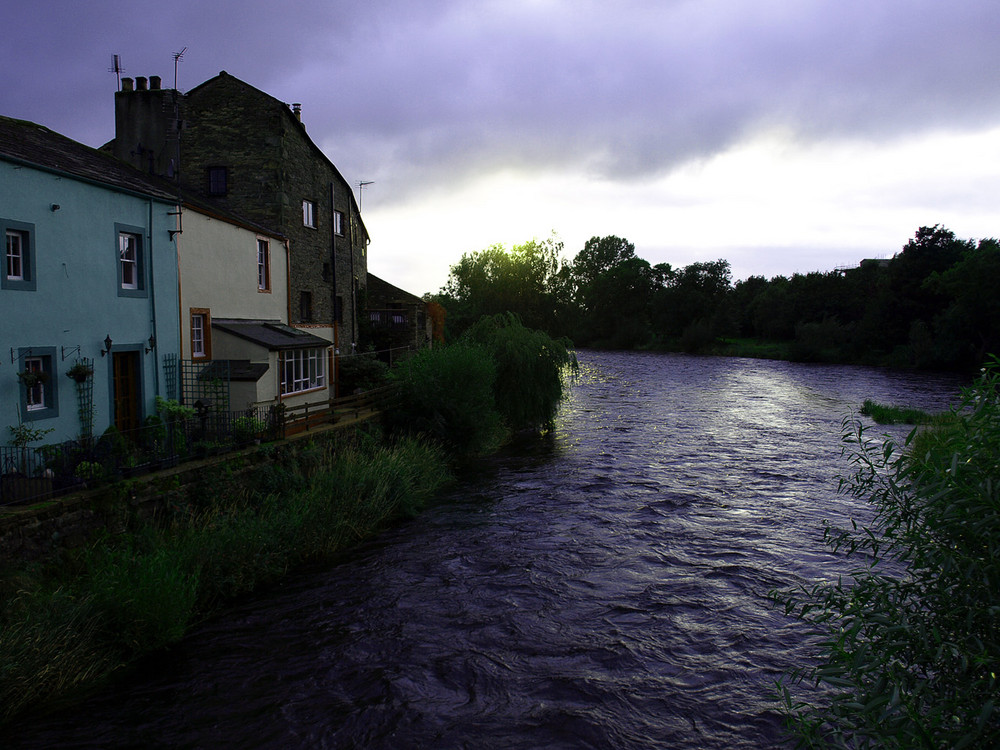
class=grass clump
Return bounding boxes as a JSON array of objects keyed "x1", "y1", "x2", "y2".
[
  {"x1": 858, "y1": 399, "x2": 943, "y2": 425},
  {"x1": 773, "y1": 356, "x2": 1000, "y2": 748}
]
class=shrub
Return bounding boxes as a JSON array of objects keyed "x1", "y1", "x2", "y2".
[
  {"x1": 773, "y1": 356, "x2": 1000, "y2": 748},
  {"x1": 460, "y1": 312, "x2": 576, "y2": 431},
  {"x1": 386, "y1": 342, "x2": 505, "y2": 456},
  {"x1": 338, "y1": 352, "x2": 391, "y2": 393}
]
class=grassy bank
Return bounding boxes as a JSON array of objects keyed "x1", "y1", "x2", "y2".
[{"x1": 0, "y1": 429, "x2": 452, "y2": 728}]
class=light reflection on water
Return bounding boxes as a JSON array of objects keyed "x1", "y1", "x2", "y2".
[{"x1": 3, "y1": 351, "x2": 965, "y2": 750}]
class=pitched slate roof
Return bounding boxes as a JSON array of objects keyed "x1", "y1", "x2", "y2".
[
  {"x1": 367, "y1": 272, "x2": 426, "y2": 306},
  {"x1": 0, "y1": 115, "x2": 178, "y2": 201},
  {"x1": 197, "y1": 359, "x2": 270, "y2": 383},
  {"x1": 212, "y1": 319, "x2": 331, "y2": 351}
]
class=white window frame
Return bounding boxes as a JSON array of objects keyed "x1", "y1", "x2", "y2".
[
  {"x1": 24, "y1": 356, "x2": 45, "y2": 411},
  {"x1": 281, "y1": 347, "x2": 327, "y2": 395},
  {"x1": 333, "y1": 210, "x2": 344, "y2": 236},
  {"x1": 257, "y1": 238, "x2": 270, "y2": 291},
  {"x1": 119, "y1": 232, "x2": 139, "y2": 289},
  {"x1": 302, "y1": 200, "x2": 316, "y2": 228},
  {"x1": 6, "y1": 229, "x2": 24, "y2": 280},
  {"x1": 191, "y1": 314, "x2": 205, "y2": 357}
]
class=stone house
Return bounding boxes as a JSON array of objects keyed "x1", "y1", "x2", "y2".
[{"x1": 108, "y1": 72, "x2": 368, "y2": 365}]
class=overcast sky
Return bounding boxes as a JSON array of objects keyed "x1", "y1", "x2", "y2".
[{"x1": 4, "y1": 0, "x2": 1000, "y2": 295}]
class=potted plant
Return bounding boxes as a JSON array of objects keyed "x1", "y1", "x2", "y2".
[
  {"x1": 66, "y1": 361, "x2": 94, "y2": 383},
  {"x1": 17, "y1": 369, "x2": 49, "y2": 389}
]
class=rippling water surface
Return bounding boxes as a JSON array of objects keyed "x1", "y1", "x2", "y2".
[{"x1": 5, "y1": 352, "x2": 964, "y2": 749}]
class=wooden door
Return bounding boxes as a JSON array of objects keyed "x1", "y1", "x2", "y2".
[{"x1": 112, "y1": 351, "x2": 141, "y2": 434}]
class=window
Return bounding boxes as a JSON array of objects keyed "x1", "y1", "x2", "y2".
[
  {"x1": 116, "y1": 224, "x2": 146, "y2": 297},
  {"x1": 302, "y1": 200, "x2": 315, "y2": 228},
  {"x1": 120, "y1": 233, "x2": 138, "y2": 289},
  {"x1": 23, "y1": 357, "x2": 45, "y2": 411},
  {"x1": 299, "y1": 291, "x2": 312, "y2": 322},
  {"x1": 257, "y1": 238, "x2": 270, "y2": 291},
  {"x1": 207, "y1": 166, "x2": 228, "y2": 195},
  {"x1": 1, "y1": 218, "x2": 35, "y2": 291},
  {"x1": 17, "y1": 348, "x2": 57, "y2": 420},
  {"x1": 7, "y1": 231, "x2": 24, "y2": 280},
  {"x1": 333, "y1": 210, "x2": 344, "y2": 236},
  {"x1": 281, "y1": 347, "x2": 327, "y2": 394},
  {"x1": 190, "y1": 308, "x2": 211, "y2": 359}
]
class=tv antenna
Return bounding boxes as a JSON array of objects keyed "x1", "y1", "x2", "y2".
[
  {"x1": 173, "y1": 47, "x2": 187, "y2": 90},
  {"x1": 109, "y1": 54, "x2": 124, "y2": 91},
  {"x1": 357, "y1": 180, "x2": 374, "y2": 209}
]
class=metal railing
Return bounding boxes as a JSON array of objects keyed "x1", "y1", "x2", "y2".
[{"x1": 1, "y1": 388, "x2": 400, "y2": 507}]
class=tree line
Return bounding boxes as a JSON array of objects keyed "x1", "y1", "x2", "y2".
[{"x1": 431, "y1": 225, "x2": 1000, "y2": 372}]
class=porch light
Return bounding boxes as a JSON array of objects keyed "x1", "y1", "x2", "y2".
[
  {"x1": 100, "y1": 335, "x2": 113, "y2": 357},
  {"x1": 145, "y1": 335, "x2": 157, "y2": 354}
]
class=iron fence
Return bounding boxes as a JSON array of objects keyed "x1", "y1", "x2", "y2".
[{"x1": 0, "y1": 403, "x2": 284, "y2": 507}]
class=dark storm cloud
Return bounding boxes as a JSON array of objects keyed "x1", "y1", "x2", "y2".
[{"x1": 5, "y1": 0, "x2": 1000, "y2": 203}]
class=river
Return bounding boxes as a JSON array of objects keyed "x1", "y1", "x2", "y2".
[{"x1": 4, "y1": 351, "x2": 965, "y2": 749}]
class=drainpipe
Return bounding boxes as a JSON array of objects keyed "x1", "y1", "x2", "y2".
[
  {"x1": 329, "y1": 182, "x2": 339, "y2": 396},
  {"x1": 148, "y1": 198, "x2": 160, "y2": 397}
]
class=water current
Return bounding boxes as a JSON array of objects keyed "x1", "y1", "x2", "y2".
[{"x1": 4, "y1": 351, "x2": 965, "y2": 749}]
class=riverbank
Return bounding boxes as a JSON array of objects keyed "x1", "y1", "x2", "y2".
[{"x1": 0, "y1": 423, "x2": 453, "y2": 729}]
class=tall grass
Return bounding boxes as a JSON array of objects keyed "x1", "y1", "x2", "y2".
[
  {"x1": 858, "y1": 398, "x2": 950, "y2": 425},
  {"x1": 0, "y1": 433, "x2": 452, "y2": 727}
]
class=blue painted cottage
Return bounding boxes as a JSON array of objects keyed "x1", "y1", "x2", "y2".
[{"x1": 1, "y1": 116, "x2": 180, "y2": 448}]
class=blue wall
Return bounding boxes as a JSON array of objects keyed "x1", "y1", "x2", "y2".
[{"x1": 1, "y1": 159, "x2": 179, "y2": 447}]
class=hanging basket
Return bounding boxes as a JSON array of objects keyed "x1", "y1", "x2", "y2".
[
  {"x1": 17, "y1": 370, "x2": 49, "y2": 388},
  {"x1": 66, "y1": 362, "x2": 94, "y2": 383}
]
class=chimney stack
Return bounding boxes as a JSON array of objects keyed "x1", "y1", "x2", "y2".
[
  {"x1": 292, "y1": 103, "x2": 302, "y2": 122},
  {"x1": 122, "y1": 77, "x2": 134, "y2": 92},
  {"x1": 136, "y1": 76, "x2": 148, "y2": 91},
  {"x1": 150, "y1": 75, "x2": 161, "y2": 90}
]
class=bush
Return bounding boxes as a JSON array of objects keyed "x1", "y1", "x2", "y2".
[
  {"x1": 460, "y1": 312, "x2": 576, "y2": 431},
  {"x1": 386, "y1": 341, "x2": 505, "y2": 456},
  {"x1": 338, "y1": 352, "x2": 391, "y2": 393},
  {"x1": 773, "y1": 356, "x2": 1000, "y2": 748}
]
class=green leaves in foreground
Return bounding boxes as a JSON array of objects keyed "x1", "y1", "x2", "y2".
[{"x1": 773, "y1": 356, "x2": 1000, "y2": 748}]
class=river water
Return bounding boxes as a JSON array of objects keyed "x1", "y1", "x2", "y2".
[{"x1": 4, "y1": 351, "x2": 964, "y2": 749}]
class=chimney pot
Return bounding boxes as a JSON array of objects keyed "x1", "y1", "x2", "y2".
[
  {"x1": 136, "y1": 76, "x2": 148, "y2": 91},
  {"x1": 150, "y1": 75, "x2": 161, "y2": 90},
  {"x1": 292, "y1": 103, "x2": 302, "y2": 122},
  {"x1": 122, "y1": 77, "x2": 134, "y2": 92}
]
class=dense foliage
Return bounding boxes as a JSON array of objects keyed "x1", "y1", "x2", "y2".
[
  {"x1": 772, "y1": 358, "x2": 1000, "y2": 748},
  {"x1": 433, "y1": 225, "x2": 999, "y2": 371},
  {"x1": 386, "y1": 313, "x2": 576, "y2": 456}
]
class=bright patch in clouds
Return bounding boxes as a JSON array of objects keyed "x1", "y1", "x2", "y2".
[{"x1": 368, "y1": 126, "x2": 1000, "y2": 294}]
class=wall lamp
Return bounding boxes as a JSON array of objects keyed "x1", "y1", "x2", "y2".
[
  {"x1": 145, "y1": 335, "x2": 157, "y2": 354},
  {"x1": 100, "y1": 335, "x2": 113, "y2": 357}
]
